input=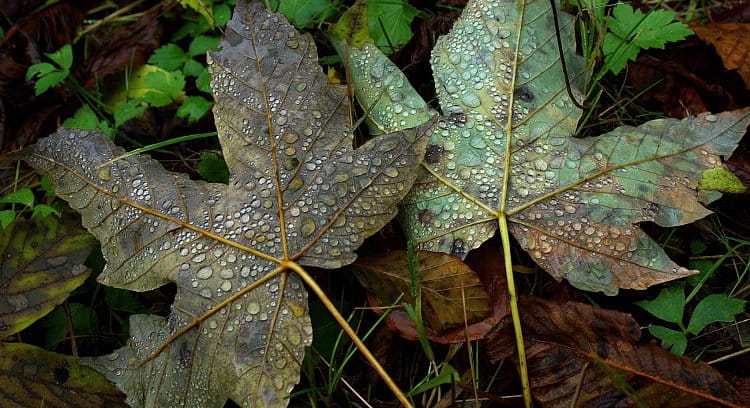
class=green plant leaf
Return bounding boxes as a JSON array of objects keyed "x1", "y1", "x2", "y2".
[
  {"x1": 31, "y1": 204, "x2": 62, "y2": 218},
  {"x1": 148, "y1": 43, "x2": 189, "y2": 71},
  {"x1": 196, "y1": 68, "x2": 212, "y2": 93},
  {"x1": 142, "y1": 69, "x2": 186, "y2": 107},
  {"x1": 188, "y1": 35, "x2": 220, "y2": 57},
  {"x1": 0, "y1": 210, "x2": 14, "y2": 229},
  {"x1": 408, "y1": 363, "x2": 460, "y2": 396},
  {"x1": 214, "y1": 3, "x2": 232, "y2": 27},
  {"x1": 197, "y1": 152, "x2": 230, "y2": 183},
  {"x1": 113, "y1": 98, "x2": 147, "y2": 126},
  {"x1": 177, "y1": 95, "x2": 213, "y2": 122},
  {"x1": 183, "y1": 58, "x2": 206, "y2": 77},
  {"x1": 332, "y1": 0, "x2": 371, "y2": 48},
  {"x1": 686, "y1": 294, "x2": 746, "y2": 335},
  {"x1": 269, "y1": 0, "x2": 334, "y2": 28},
  {"x1": 0, "y1": 343, "x2": 127, "y2": 407},
  {"x1": 0, "y1": 188, "x2": 34, "y2": 207},
  {"x1": 636, "y1": 283, "x2": 685, "y2": 325},
  {"x1": 32, "y1": 70, "x2": 69, "y2": 95},
  {"x1": 0, "y1": 215, "x2": 95, "y2": 339},
  {"x1": 23, "y1": 3, "x2": 430, "y2": 406},
  {"x1": 368, "y1": 0, "x2": 419, "y2": 52},
  {"x1": 344, "y1": 0, "x2": 750, "y2": 295},
  {"x1": 648, "y1": 324, "x2": 687, "y2": 355},
  {"x1": 63, "y1": 106, "x2": 100, "y2": 131},
  {"x1": 602, "y1": 4, "x2": 692, "y2": 74},
  {"x1": 25, "y1": 62, "x2": 56, "y2": 81},
  {"x1": 107, "y1": 65, "x2": 185, "y2": 110},
  {"x1": 45, "y1": 43, "x2": 74, "y2": 70}
]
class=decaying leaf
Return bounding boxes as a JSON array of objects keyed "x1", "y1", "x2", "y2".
[
  {"x1": 0, "y1": 215, "x2": 96, "y2": 339},
  {"x1": 22, "y1": 2, "x2": 431, "y2": 407},
  {"x1": 486, "y1": 296, "x2": 746, "y2": 407},
  {"x1": 352, "y1": 250, "x2": 491, "y2": 332},
  {"x1": 343, "y1": 0, "x2": 750, "y2": 294},
  {"x1": 693, "y1": 23, "x2": 750, "y2": 89},
  {"x1": 0, "y1": 342, "x2": 127, "y2": 407}
]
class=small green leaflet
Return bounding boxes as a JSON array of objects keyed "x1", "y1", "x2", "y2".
[
  {"x1": 637, "y1": 283, "x2": 746, "y2": 355},
  {"x1": 369, "y1": 0, "x2": 418, "y2": 52},
  {"x1": 268, "y1": 0, "x2": 335, "y2": 28},
  {"x1": 602, "y1": 4, "x2": 692, "y2": 74},
  {"x1": 148, "y1": 43, "x2": 188, "y2": 71},
  {"x1": 0, "y1": 188, "x2": 34, "y2": 207},
  {"x1": 149, "y1": 36, "x2": 219, "y2": 76},
  {"x1": 686, "y1": 294, "x2": 745, "y2": 334},
  {"x1": 25, "y1": 44, "x2": 73, "y2": 95},
  {"x1": 177, "y1": 95, "x2": 213, "y2": 122},
  {"x1": 63, "y1": 106, "x2": 114, "y2": 137},
  {"x1": 636, "y1": 283, "x2": 686, "y2": 325}
]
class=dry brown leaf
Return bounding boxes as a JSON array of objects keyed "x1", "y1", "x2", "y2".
[
  {"x1": 352, "y1": 250, "x2": 491, "y2": 332},
  {"x1": 486, "y1": 296, "x2": 746, "y2": 407},
  {"x1": 693, "y1": 23, "x2": 750, "y2": 88}
]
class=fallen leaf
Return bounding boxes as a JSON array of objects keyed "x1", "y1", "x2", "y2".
[
  {"x1": 352, "y1": 250, "x2": 491, "y2": 332},
  {"x1": 23, "y1": 2, "x2": 431, "y2": 407},
  {"x1": 74, "y1": 7, "x2": 164, "y2": 92},
  {"x1": 0, "y1": 342, "x2": 127, "y2": 407},
  {"x1": 693, "y1": 23, "x2": 750, "y2": 89},
  {"x1": 486, "y1": 296, "x2": 746, "y2": 407},
  {"x1": 0, "y1": 215, "x2": 96, "y2": 339},
  {"x1": 360, "y1": 237, "x2": 509, "y2": 343},
  {"x1": 343, "y1": 0, "x2": 750, "y2": 294}
]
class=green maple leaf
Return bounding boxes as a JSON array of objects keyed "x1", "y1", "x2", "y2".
[
  {"x1": 23, "y1": 2, "x2": 431, "y2": 407},
  {"x1": 342, "y1": 0, "x2": 750, "y2": 295}
]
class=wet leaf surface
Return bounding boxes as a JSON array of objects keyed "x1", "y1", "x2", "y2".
[
  {"x1": 23, "y1": 2, "x2": 431, "y2": 407},
  {"x1": 345, "y1": 0, "x2": 750, "y2": 294},
  {"x1": 0, "y1": 342, "x2": 127, "y2": 407},
  {"x1": 0, "y1": 215, "x2": 96, "y2": 339},
  {"x1": 486, "y1": 296, "x2": 746, "y2": 407}
]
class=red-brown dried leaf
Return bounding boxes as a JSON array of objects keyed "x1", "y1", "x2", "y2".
[
  {"x1": 353, "y1": 250, "x2": 492, "y2": 332},
  {"x1": 360, "y1": 238, "x2": 509, "y2": 344},
  {"x1": 486, "y1": 296, "x2": 746, "y2": 407},
  {"x1": 74, "y1": 7, "x2": 164, "y2": 91},
  {"x1": 693, "y1": 23, "x2": 750, "y2": 90}
]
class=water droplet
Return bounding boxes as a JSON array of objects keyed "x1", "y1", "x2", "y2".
[{"x1": 197, "y1": 266, "x2": 213, "y2": 279}]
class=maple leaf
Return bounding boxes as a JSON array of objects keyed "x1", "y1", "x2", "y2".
[
  {"x1": 342, "y1": 0, "x2": 750, "y2": 295},
  {"x1": 22, "y1": 2, "x2": 431, "y2": 407}
]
